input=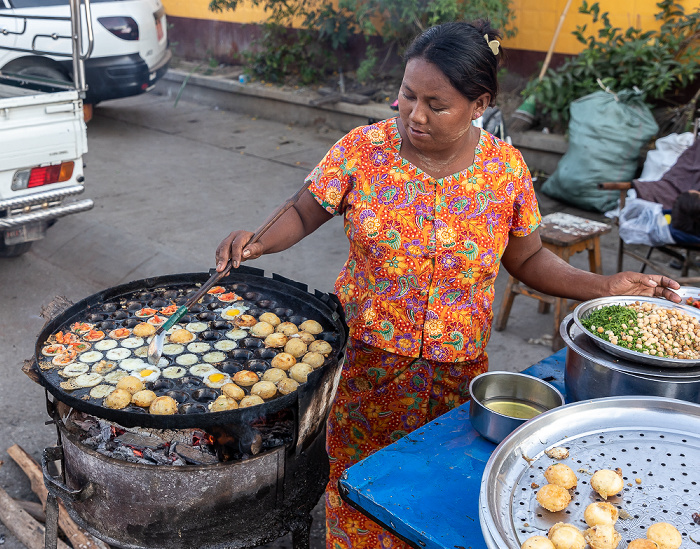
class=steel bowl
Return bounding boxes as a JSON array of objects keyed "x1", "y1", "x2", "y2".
[
  {"x1": 469, "y1": 372, "x2": 564, "y2": 444},
  {"x1": 572, "y1": 296, "x2": 700, "y2": 368}
]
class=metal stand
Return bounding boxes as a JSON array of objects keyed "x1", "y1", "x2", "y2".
[{"x1": 290, "y1": 513, "x2": 314, "y2": 549}]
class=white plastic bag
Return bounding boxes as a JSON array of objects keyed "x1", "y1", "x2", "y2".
[
  {"x1": 638, "y1": 132, "x2": 695, "y2": 181},
  {"x1": 618, "y1": 198, "x2": 675, "y2": 246}
]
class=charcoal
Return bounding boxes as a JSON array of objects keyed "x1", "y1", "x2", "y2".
[
  {"x1": 172, "y1": 442, "x2": 219, "y2": 465},
  {"x1": 115, "y1": 432, "x2": 166, "y2": 450}
]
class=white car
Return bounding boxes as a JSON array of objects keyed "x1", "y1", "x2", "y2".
[{"x1": 0, "y1": 0, "x2": 171, "y2": 104}]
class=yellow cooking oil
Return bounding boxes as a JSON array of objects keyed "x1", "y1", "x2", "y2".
[{"x1": 482, "y1": 398, "x2": 547, "y2": 420}]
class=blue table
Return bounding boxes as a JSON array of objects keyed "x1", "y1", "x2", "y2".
[{"x1": 338, "y1": 349, "x2": 567, "y2": 549}]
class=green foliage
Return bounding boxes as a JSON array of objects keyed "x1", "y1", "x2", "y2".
[
  {"x1": 209, "y1": 0, "x2": 516, "y2": 85},
  {"x1": 523, "y1": 0, "x2": 700, "y2": 128}
]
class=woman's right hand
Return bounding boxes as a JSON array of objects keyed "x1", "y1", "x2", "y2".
[{"x1": 215, "y1": 230, "x2": 265, "y2": 271}]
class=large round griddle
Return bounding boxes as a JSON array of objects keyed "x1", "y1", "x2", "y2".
[{"x1": 32, "y1": 266, "x2": 348, "y2": 429}]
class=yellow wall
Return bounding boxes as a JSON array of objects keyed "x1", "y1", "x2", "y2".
[{"x1": 162, "y1": 0, "x2": 696, "y2": 55}]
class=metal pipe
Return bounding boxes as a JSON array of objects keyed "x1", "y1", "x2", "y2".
[
  {"x1": 0, "y1": 199, "x2": 94, "y2": 228},
  {"x1": 68, "y1": 0, "x2": 86, "y2": 94},
  {"x1": 0, "y1": 184, "x2": 87, "y2": 209}
]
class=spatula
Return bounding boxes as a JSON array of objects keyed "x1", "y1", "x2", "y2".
[{"x1": 147, "y1": 180, "x2": 312, "y2": 365}]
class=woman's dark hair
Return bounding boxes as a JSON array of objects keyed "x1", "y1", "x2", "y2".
[
  {"x1": 404, "y1": 20, "x2": 502, "y2": 106},
  {"x1": 671, "y1": 190, "x2": 700, "y2": 236}
]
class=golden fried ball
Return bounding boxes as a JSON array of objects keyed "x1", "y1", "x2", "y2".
[
  {"x1": 149, "y1": 395, "x2": 179, "y2": 415},
  {"x1": 208, "y1": 395, "x2": 238, "y2": 412},
  {"x1": 133, "y1": 322, "x2": 156, "y2": 337},
  {"x1": 234, "y1": 314, "x2": 257, "y2": 327},
  {"x1": 544, "y1": 463, "x2": 577, "y2": 489},
  {"x1": 221, "y1": 382, "x2": 245, "y2": 400},
  {"x1": 584, "y1": 502, "x2": 619, "y2": 527},
  {"x1": 232, "y1": 370, "x2": 258, "y2": 387},
  {"x1": 308, "y1": 340, "x2": 332, "y2": 356},
  {"x1": 276, "y1": 322, "x2": 299, "y2": 336},
  {"x1": 521, "y1": 536, "x2": 555, "y2": 549},
  {"x1": 585, "y1": 525, "x2": 622, "y2": 549},
  {"x1": 628, "y1": 540, "x2": 659, "y2": 549},
  {"x1": 270, "y1": 352, "x2": 296, "y2": 370},
  {"x1": 536, "y1": 484, "x2": 571, "y2": 512},
  {"x1": 298, "y1": 319, "x2": 323, "y2": 334},
  {"x1": 258, "y1": 312, "x2": 281, "y2": 326},
  {"x1": 131, "y1": 389, "x2": 157, "y2": 408},
  {"x1": 116, "y1": 375, "x2": 145, "y2": 395},
  {"x1": 646, "y1": 523, "x2": 682, "y2": 549},
  {"x1": 239, "y1": 395, "x2": 265, "y2": 408},
  {"x1": 590, "y1": 469, "x2": 624, "y2": 499},
  {"x1": 284, "y1": 338, "x2": 308, "y2": 358},
  {"x1": 250, "y1": 321, "x2": 274, "y2": 338},
  {"x1": 262, "y1": 368, "x2": 287, "y2": 384},
  {"x1": 297, "y1": 331, "x2": 315, "y2": 344},
  {"x1": 103, "y1": 388, "x2": 132, "y2": 409},
  {"x1": 301, "y1": 351, "x2": 325, "y2": 369},
  {"x1": 169, "y1": 328, "x2": 194, "y2": 344},
  {"x1": 548, "y1": 523, "x2": 586, "y2": 549},
  {"x1": 277, "y1": 377, "x2": 300, "y2": 395},
  {"x1": 289, "y1": 363, "x2": 312, "y2": 384},
  {"x1": 264, "y1": 332, "x2": 288, "y2": 348},
  {"x1": 251, "y1": 380, "x2": 277, "y2": 400}
]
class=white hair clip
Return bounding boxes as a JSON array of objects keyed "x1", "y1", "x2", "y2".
[{"x1": 484, "y1": 34, "x2": 500, "y2": 55}]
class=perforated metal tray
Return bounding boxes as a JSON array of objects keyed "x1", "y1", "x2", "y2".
[{"x1": 479, "y1": 397, "x2": 700, "y2": 549}]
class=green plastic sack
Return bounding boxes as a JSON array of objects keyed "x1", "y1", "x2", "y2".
[{"x1": 541, "y1": 89, "x2": 659, "y2": 212}]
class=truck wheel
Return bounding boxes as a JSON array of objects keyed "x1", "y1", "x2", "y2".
[
  {"x1": 14, "y1": 64, "x2": 68, "y2": 82},
  {"x1": 0, "y1": 241, "x2": 32, "y2": 258}
]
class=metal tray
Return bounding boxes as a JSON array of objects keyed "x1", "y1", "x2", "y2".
[
  {"x1": 674, "y1": 286, "x2": 700, "y2": 305},
  {"x1": 573, "y1": 296, "x2": 700, "y2": 368},
  {"x1": 479, "y1": 396, "x2": 700, "y2": 549}
]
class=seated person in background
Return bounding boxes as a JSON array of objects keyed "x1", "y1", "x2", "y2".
[{"x1": 671, "y1": 190, "x2": 700, "y2": 237}]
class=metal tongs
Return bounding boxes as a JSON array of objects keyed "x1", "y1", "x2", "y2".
[{"x1": 147, "y1": 180, "x2": 312, "y2": 365}]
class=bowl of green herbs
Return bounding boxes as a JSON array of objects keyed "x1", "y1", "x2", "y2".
[{"x1": 572, "y1": 296, "x2": 700, "y2": 368}]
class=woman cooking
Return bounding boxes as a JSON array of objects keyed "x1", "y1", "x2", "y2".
[{"x1": 216, "y1": 20, "x2": 680, "y2": 549}]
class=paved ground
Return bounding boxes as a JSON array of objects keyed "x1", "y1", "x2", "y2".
[{"x1": 0, "y1": 89, "x2": 654, "y2": 549}]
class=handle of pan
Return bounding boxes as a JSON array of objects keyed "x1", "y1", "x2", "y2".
[{"x1": 42, "y1": 446, "x2": 95, "y2": 502}]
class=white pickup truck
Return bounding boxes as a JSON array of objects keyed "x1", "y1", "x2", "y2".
[{"x1": 0, "y1": 0, "x2": 93, "y2": 257}]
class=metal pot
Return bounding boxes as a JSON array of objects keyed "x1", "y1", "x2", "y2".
[{"x1": 561, "y1": 314, "x2": 700, "y2": 403}]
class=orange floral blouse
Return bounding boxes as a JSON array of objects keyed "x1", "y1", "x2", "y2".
[{"x1": 307, "y1": 117, "x2": 541, "y2": 363}]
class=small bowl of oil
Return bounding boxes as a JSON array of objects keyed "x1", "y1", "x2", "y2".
[{"x1": 469, "y1": 371, "x2": 565, "y2": 444}]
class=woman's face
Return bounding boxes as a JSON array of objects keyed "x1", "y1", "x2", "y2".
[{"x1": 398, "y1": 57, "x2": 490, "y2": 155}]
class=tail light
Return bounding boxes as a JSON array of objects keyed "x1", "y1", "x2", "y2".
[
  {"x1": 98, "y1": 16, "x2": 139, "y2": 41},
  {"x1": 12, "y1": 162, "x2": 75, "y2": 191}
]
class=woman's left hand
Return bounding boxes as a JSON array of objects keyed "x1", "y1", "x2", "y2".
[{"x1": 606, "y1": 272, "x2": 682, "y2": 303}]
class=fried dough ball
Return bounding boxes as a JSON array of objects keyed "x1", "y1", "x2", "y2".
[
  {"x1": 251, "y1": 321, "x2": 274, "y2": 338},
  {"x1": 584, "y1": 502, "x2": 619, "y2": 527},
  {"x1": 298, "y1": 319, "x2": 323, "y2": 334},
  {"x1": 234, "y1": 314, "x2": 257, "y2": 327},
  {"x1": 169, "y1": 328, "x2": 195, "y2": 344},
  {"x1": 133, "y1": 322, "x2": 156, "y2": 337},
  {"x1": 301, "y1": 351, "x2": 325, "y2": 369},
  {"x1": 270, "y1": 352, "x2": 296, "y2": 370},
  {"x1": 251, "y1": 380, "x2": 277, "y2": 400},
  {"x1": 548, "y1": 523, "x2": 586, "y2": 549},
  {"x1": 116, "y1": 375, "x2": 145, "y2": 395},
  {"x1": 131, "y1": 389, "x2": 157, "y2": 408},
  {"x1": 308, "y1": 340, "x2": 332, "y2": 356},
  {"x1": 297, "y1": 331, "x2": 315, "y2": 344},
  {"x1": 285, "y1": 338, "x2": 308, "y2": 358},
  {"x1": 262, "y1": 368, "x2": 287, "y2": 384},
  {"x1": 221, "y1": 382, "x2": 245, "y2": 400},
  {"x1": 239, "y1": 395, "x2": 264, "y2": 408},
  {"x1": 232, "y1": 370, "x2": 258, "y2": 387},
  {"x1": 103, "y1": 388, "x2": 132, "y2": 409},
  {"x1": 590, "y1": 469, "x2": 624, "y2": 499},
  {"x1": 276, "y1": 322, "x2": 299, "y2": 336},
  {"x1": 258, "y1": 312, "x2": 281, "y2": 327},
  {"x1": 545, "y1": 447, "x2": 570, "y2": 460},
  {"x1": 277, "y1": 377, "x2": 300, "y2": 395},
  {"x1": 628, "y1": 540, "x2": 659, "y2": 549},
  {"x1": 289, "y1": 363, "x2": 312, "y2": 383},
  {"x1": 544, "y1": 463, "x2": 577, "y2": 489},
  {"x1": 585, "y1": 525, "x2": 621, "y2": 549},
  {"x1": 521, "y1": 536, "x2": 555, "y2": 549},
  {"x1": 264, "y1": 332, "x2": 288, "y2": 348},
  {"x1": 536, "y1": 484, "x2": 571, "y2": 512},
  {"x1": 646, "y1": 523, "x2": 682, "y2": 549},
  {"x1": 149, "y1": 395, "x2": 179, "y2": 415},
  {"x1": 209, "y1": 395, "x2": 239, "y2": 411}
]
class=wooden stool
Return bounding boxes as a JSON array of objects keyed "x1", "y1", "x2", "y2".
[{"x1": 495, "y1": 213, "x2": 612, "y2": 350}]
